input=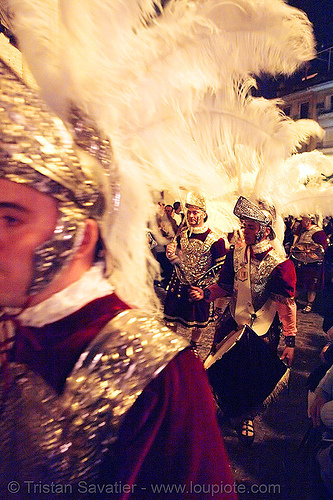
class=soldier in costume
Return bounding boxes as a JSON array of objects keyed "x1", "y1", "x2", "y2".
[
  {"x1": 164, "y1": 192, "x2": 227, "y2": 350},
  {"x1": 0, "y1": 0, "x2": 321, "y2": 491},
  {"x1": 291, "y1": 215, "x2": 328, "y2": 313},
  {"x1": 0, "y1": 59, "x2": 237, "y2": 499},
  {"x1": 190, "y1": 197, "x2": 297, "y2": 446}
]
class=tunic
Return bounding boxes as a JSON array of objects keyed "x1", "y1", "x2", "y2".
[
  {"x1": 292, "y1": 226, "x2": 328, "y2": 292},
  {"x1": 1, "y1": 270, "x2": 236, "y2": 499},
  {"x1": 164, "y1": 228, "x2": 227, "y2": 328},
  {"x1": 214, "y1": 244, "x2": 296, "y2": 348}
]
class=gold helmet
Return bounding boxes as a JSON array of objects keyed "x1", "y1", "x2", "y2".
[
  {"x1": 0, "y1": 59, "x2": 118, "y2": 294},
  {"x1": 185, "y1": 192, "x2": 206, "y2": 212},
  {"x1": 233, "y1": 196, "x2": 276, "y2": 240}
]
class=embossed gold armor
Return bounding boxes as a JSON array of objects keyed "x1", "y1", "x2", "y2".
[
  {"x1": 232, "y1": 242, "x2": 284, "y2": 313},
  {"x1": 176, "y1": 230, "x2": 220, "y2": 285},
  {"x1": 0, "y1": 310, "x2": 188, "y2": 488}
]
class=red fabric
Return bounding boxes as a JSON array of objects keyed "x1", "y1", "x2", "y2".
[
  {"x1": 217, "y1": 249, "x2": 296, "y2": 299},
  {"x1": 109, "y1": 348, "x2": 237, "y2": 500},
  {"x1": 11, "y1": 294, "x2": 129, "y2": 394},
  {"x1": 268, "y1": 258, "x2": 296, "y2": 298},
  {"x1": 312, "y1": 229, "x2": 328, "y2": 250},
  {"x1": 10, "y1": 294, "x2": 236, "y2": 499},
  {"x1": 276, "y1": 300, "x2": 297, "y2": 336}
]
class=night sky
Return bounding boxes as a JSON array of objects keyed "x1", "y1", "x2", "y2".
[
  {"x1": 287, "y1": 0, "x2": 333, "y2": 51},
  {"x1": 256, "y1": 1, "x2": 333, "y2": 98}
]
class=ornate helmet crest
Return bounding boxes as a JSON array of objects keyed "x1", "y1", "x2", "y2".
[{"x1": 233, "y1": 196, "x2": 276, "y2": 240}]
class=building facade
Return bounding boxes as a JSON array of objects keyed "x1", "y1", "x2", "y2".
[{"x1": 277, "y1": 46, "x2": 333, "y2": 157}]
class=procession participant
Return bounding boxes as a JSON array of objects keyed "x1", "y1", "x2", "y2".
[
  {"x1": 173, "y1": 201, "x2": 184, "y2": 226},
  {"x1": 190, "y1": 196, "x2": 297, "y2": 446},
  {"x1": 164, "y1": 192, "x2": 227, "y2": 351},
  {"x1": 0, "y1": 58, "x2": 237, "y2": 499},
  {"x1": 291, "y1": 214, "x2": 328, "y2": 313},
  {"x1": 1, "y1": 0, "x2": 318, "y2": 483}
]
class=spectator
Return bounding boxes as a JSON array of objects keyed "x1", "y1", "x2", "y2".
[
  {"x1": 173, "y1": 201, "x2": 185, "y2": 226},
  {"x1": 152, "y1": 201, "x2": 176, "y2": 288},
  {"x1": 283, "y1": 215, "x2": 295, "y2": 256},
  {"x1": 165, "y1": 204, "x2": 179, "y2": 235},
  {"x1": 323, "y1": 216, "x2": 333, "y2": 244},
  {"x1": 309, "y1": 366, "x2": 333, "y2": 497}
]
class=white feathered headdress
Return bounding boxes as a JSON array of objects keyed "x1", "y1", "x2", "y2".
[{"x1": 1, "y1": 0, "x2": 325, "y2": 309}]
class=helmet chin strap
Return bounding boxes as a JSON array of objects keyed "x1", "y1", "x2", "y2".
[
  {"x1": 254, "y1": 224, "x2": 268, "y2": 244},
  {"x1": 28, "y1": 216, "x2": 87, "y2": 296},
  {"x1": 5, "y1": 219, "x2": 86, "y2": 312}
]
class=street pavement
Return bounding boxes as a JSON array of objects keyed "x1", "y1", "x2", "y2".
[{"x1": 157, "y1": 286, "x2": 329, "y2": 500}]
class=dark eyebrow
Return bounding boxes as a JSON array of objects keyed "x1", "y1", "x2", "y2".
[{"x1": 0, "y1": 202, "x2": 29, "y2": 212}]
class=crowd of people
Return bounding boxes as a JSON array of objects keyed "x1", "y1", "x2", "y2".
[
  {"x1": 151, "y1": 198, "x2": 333, "y2": 496},
  {"x1": 285, "y1": 214, "x2": 328, "y2": 313}
]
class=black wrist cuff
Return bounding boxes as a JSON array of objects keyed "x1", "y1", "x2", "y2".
[
  {"x1": 203, "y1": 288, "x2": 211, "y2": 301},
  {"x1": 285, "y1": 336, "x2": 296, "y2": 348}
]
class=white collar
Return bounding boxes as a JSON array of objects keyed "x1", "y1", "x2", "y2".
[
  {"x1": 16, "y1": 264, "x2": 114, "y2": 328},
  {"x1": 188, "y1": 224, "x2": 209, "y2": 235},
  {"x1": 251, "y1": 239, "x2": 272, "y2": 254}
]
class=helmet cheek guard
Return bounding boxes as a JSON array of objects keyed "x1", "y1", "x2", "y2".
[
  {"x1": 30, "y1": 205, "x2": 87, "y2": 295},
  {"x1": 254, "y1": 224, "x2": 267, "y2": 244},
  {"x1": 0, "y1": 58, "x2": 118, "y2": 297},
  {"x1": 234, "y1": 196, "x2": 276, "y2": 242}
]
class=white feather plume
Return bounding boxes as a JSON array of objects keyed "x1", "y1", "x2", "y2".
[
  {"x1": 276, "y1": 151, "x2": 333, "y2": 217},
  {"x1": 3, "y1": 0, "x2": 322, "y2": 310}
]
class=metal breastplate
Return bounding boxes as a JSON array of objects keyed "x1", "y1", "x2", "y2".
[
  {"x1": 231, "y1": 246, "x2": 284, "y2": 313},
  {"x1": 291, "y1": 227, "x2": 325, "y2": 264},
  {"x1": 0, "y1": 310, "x2": 188, "y2": 495},
  {"x1": 297, "y1": 226, "x2": 321, "y2": 244},
  {"x1": 176, "y1": 231, "x2": 218, "y2": 284}
]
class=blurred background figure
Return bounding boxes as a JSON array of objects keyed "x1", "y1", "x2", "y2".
[
  {"x1": 173, "y1": 200, "x2": 185, "y2": 227},
  {"x1": 164, "y1": 192, "x2": 227, "y2": 351},
  {"x1": 291, "y1": 215, "x2": 328, "y2": 313},
  {"x1": 151, "y1": 201, "x2": 176, "y2": 289},
  {"x1": 283, "y1": 215, "x2": 295, "y2": 256}
]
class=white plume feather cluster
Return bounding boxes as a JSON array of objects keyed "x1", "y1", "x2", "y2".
[
  {"x1": 4, "y1": 0, "x2": 325, "y2": 310},
  {"x1": 276, "y1": 151, "x2": 333, "y2": 217}
]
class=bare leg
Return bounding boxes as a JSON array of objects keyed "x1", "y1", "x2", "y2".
[
  {"x1": 191, "y1": 328, "x2": 202, "y2": 343},
  {"x1": 302, "y1": 291, "x2": 316, "y2": 313}
]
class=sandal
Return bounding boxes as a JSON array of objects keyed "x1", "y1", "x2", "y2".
[
  {"x1": 189, "y1": 340, "x2": 199, "y2": 355},
  {"x1": 237, "y1": 419, "x2": 255, "y2": 447},
  {"x1": 302, "y1": 302, "x2": 313, "y2": 314}
]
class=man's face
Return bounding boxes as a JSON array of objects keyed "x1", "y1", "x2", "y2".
[
  {"x1": 186, "y1": 206, "x2": 205, "y2": 227},
  {"x1": 165, "y1": 206, "x2": 174, "y2": 218},
  {"x1": 0, "y1": 179, "x2": 58, "y2": 307},
  {"x1": 241, "y1": 219, "x2": 264, "y2": 246},
  {"x1": 301, "y1": 217, "x2": 312, "y2": 229}
]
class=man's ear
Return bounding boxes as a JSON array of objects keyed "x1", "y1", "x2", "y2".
[
  {"x1": 76, "y1": 219, "x2": 99, "y2": 260},
  {"x1": 265, "y1": 226, "x2": 272, "y2": 239}
]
